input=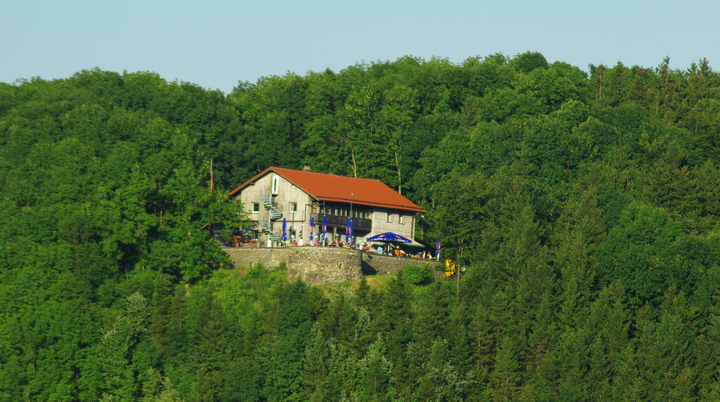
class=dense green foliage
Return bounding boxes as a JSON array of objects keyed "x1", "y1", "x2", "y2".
[{"x1": 3, "y1": 53, "x2": 720, "y2": 400}]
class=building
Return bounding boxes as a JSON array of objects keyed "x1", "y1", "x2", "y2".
[{"x1": 228, "y1": 167, "x2": 426, "y2": 247}]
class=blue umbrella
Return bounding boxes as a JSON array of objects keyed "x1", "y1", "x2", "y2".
[
  {"x1": 367, "y1": 232, "x2": 411, "y2": 255},
  {"x1": 321, "y1": 215, "x2": 327, "y2": 242},
  {"x1": 345, "y1": 217, "x2": 353, "y2": 244},
  {"x1": 281, "y1": 218, "x2": 287, "y2": 243},
  {"x1": 366, "y1": 232, "x2": 412, "y2": 243},
  {"x1": 309, "y1": 216, "x2": 315, "y2": 244}
]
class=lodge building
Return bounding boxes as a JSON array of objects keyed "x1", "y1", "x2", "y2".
[{"x1": 227, "y1": 167, "x2": 426, "y2": 247}]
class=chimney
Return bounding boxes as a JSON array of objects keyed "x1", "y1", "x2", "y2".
[{"x1": 302, "y1": 166, "x2": 311, "y2": 172}]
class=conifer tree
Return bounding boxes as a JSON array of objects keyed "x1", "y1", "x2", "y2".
[
  {"x1": 300, "y1": 323, "x2": 329, "y2": 401},
  {"x1": 551, "y1": 187, "x2": 606, "y2": 328},
  {"x1": 489, "y1": 334, "x2": 522, "y2": 402},
  {"x1": 357, "y1": 334, "x2": 395, "y2": 402}
]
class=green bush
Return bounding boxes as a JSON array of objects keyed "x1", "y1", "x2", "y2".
[{"x1": 403, "y1": 265, "x2": 434, "y2": 285}]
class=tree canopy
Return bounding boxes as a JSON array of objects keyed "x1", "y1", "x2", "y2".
[{"x1": 3, "y1": 53, "x2": 720, "y2": 400}]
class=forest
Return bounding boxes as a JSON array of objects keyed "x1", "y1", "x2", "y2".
[{"x1": 2, "y1": 51, "x2": 720, "y2": 401}]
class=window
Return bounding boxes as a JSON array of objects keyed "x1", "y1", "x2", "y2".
[
  {"x1": 252, "y1": 203, "x2": 260, "y2": 213},
  {"x1": 399, "y1": 215, "x2": 405, "y2": 224},
  {"x1": 271, "y1": 175, "x2": 279, "y2": 195},
  {"x1": 387, "y1": 213, "x2": 393, "y2": 223},
  {"x1": 290, "y1": 202, "x2": 298, "y2": 214}
]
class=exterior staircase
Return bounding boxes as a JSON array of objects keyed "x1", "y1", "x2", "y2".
[{"x1": 260, "y1": 192, "x2": 282, "y2": 240}]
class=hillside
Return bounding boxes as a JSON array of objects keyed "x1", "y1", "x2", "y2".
[{"x1": 2, "y1": 53, "x2": 720, "y2": 401}]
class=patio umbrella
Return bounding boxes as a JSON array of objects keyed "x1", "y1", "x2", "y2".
[
  {"x1": 281, "y1": 218, "x2": 287, "y2": 243},
  {"x1": 345, "y1": 217, "x2": 353, "y2": 244},
  {"x1": 309, "y1": 216, "x2": 315, "y2": 244},
  {"x1": 366, "y1": 232, "x2": 412, "y2": 243},
  {"x1": 367, "y1": 232, "x2": 412, "y2": 254},
  {"x1": 321, "y1": 215, "x2": 327, "y2": 244}
]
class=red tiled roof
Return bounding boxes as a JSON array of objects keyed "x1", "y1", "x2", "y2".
[{"x1": 228, "y1": 167, "x2": 426, "y2": 213}]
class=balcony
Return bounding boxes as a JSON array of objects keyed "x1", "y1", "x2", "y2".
[{"x1": 311, "y1": 213, "x2": 372, "y2": 233}]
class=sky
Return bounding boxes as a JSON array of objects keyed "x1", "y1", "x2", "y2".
[{"x1": 2, "y1": 0, "x2": 719, "y2": 94}]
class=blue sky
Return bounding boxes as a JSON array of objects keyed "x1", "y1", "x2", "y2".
[{"x1": 2, "y1": 0, "x2": 718, "y2": 94}]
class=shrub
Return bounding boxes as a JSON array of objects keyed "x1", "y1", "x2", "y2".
[{"x1": 403, "y1": 265, "x2": 434, "y2": 285}]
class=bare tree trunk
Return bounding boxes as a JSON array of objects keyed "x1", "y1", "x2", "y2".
[
  {"x1": 350, "y1": 147, "x2": 358, "y2": 177},
  {"x1": 394, "y1": 145, "x2": 402, "y2": 195}
]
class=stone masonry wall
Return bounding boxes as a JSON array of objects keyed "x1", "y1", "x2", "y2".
[
  {"x1": 223, "y1": 247, "x2": 363, "y2": 285},
  {"x1": 361, "y1": 253, "x2": 442, "y2": 275},
  {"x1": 224, "y1": 246, "x2": 443, "y2": 285}
]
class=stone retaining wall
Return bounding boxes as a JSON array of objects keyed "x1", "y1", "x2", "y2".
[
  {"x1": 223, "y1": 247, "x2": 362, "y2": 285},
  {"x1": 223, "y1": 247, "x2": 442, "y2": 285},
  {"x1": 360, "y1": 253, "x2": 441, "y2": 276}
]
